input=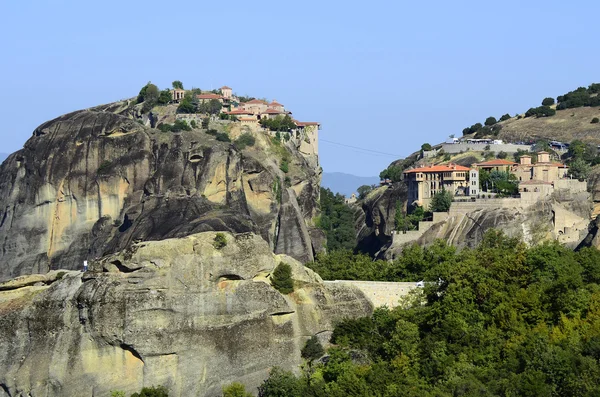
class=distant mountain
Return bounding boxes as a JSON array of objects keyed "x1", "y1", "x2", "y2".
[
  {"x1": 0, "y1": 153, "x2": 7, "y2": 163},
  {"x1": 322, "y1": 172, "x2": 379, "y2": 197}
]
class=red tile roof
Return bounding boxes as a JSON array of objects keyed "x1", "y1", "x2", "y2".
[
  {"x1": 239, "y1": 117, "x2": 258, "y2": 122},
  {"x1": 269, "y1": 100, "x2": 283, "y2": 107},
  {"x1": 197, "y1": 94, "x2": 223, "y2": 100},
  {"x1": 475, "y1": 159, "x2": 518, "y2": 167},
  {"x1": 228, "y1": 109, "x2": 253, "y2": 115},
  {"x1": 533, "y1": 162, "x2": 567, "y2": 167},
  {"x1": 221, "y1": 86, "x2": 232, "y2": 90},
  {"x1": 404, "y1": 164, "x2": 471, "y2": 174}
]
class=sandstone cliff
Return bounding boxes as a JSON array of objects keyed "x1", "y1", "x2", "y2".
[
  {"x1": 0, "y1": 102, "x2": 322, "y2": 281},
  {"x1": 0, "y1": 232, "x2": 372, "y2": 397}
]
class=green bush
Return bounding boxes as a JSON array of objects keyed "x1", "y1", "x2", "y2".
[
  {"x1": 206, "y1": 129, "x2": 218, "y2": 136},
  {"x1": 280, "y1": 160, "x2": 289, "y2": 173},
  {"x1": 497, "y1": 151, "x2": 508, "y2": 159},
  {"x1": 131, "y1": 385, "x2": 168, "y2": 397},
  {"x1": 318, "y1": 188, "x2": 356, "y2": 251},
  {"x1": 157, "y1": 123, "x2": 172, "y2": 132},
  {"x1": 215, "y1": 132, "x2": 231, "y2": 142},
  {"x1": 484, "y1": 116, "x2": 497, "y2": 126},
  {"x1": 56, "y1": 271, "x2": 66, "y2": 280},
  {"x1": 301, "y1": 335, "x2": 324, "y2": 361},
  {"x1": 233, "y1": 133, "x2": 256, "y2": 150},
  {"x1": 271, "y1": 262, "x2": 294, "y2": 294},
  {"x1": 97, "y1": 160, "x2": 112, "y2": 175},
  {"x1": 421, "y1": 143, "x2": 432, "y2": 151},
  {"x1": 592, "y1": 117, "x2": 599, "y2": 124},
  {"x1": 202, "y1": 118, "x2": 210, "y2": 129},
  {"x1": 222, "y1": 382, "x2": 253, "y2": 397},
  {"x1": 499, "y1": 113, "x2": 511, "y2": 122},
  {"x1": 219, "y1": 113, "x2": 229, "y2": 120},
  {"x1": 172, "y1": 119, "x2": 191, "y2": 132},
  {"x1": 542, "y1": 97, "x2": 555, "y2": 106},
  {"x1": 157, "y1": 89, "x2": 172, "y2": 105},
  {"x1": 110, "y1": 392, "x2": 126, "y2": 397},
  {"x1": 172, "y1": 80, "x2": 183, "y2": 89},
  {"x1": 213, "y1": 233, "x2": 227, "y2": 249},
  {"x1": 525, "y1": 105, "x2": 556, "y2": 118},
  {"x1": 429, "y1": 189, "x2": 452, "y2": 212},
  {"x1": 190, "y1": 120, "x2": 197, "y2": 129}
]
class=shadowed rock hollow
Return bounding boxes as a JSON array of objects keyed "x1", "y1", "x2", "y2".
[
  {"x1": 0, "y1": 103, "x2": 323, "y2": 281},
  {"x1": 0, "y1": 232, "x2": 372, "y2": 397}
]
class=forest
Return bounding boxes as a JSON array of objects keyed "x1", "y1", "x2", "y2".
[{"x1": 260, "y1": 231, "x2": 600, "y2": 397}]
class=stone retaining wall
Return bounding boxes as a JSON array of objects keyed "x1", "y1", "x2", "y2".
[
  {"x1": 324, "y1": 280, "x2": 420, "y2": 308},
  {"x1": 441, "y1": 143, "x2": 532, "y2": 154}
]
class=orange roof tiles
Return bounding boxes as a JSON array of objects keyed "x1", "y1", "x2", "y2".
[
  {"x1": 245, "y1": 99, "x2": 268, "y2": 105},
  {"x1": 404, "y1": 164, "x2": 470, "y2": 174},
  {"x1": 263, "y1": 108, "x2": 283, "y2": 114},
  {"x1": 520, "y1": 179, "x2": 552, "y2": 185},
  {"x1": 221, "y1": 86, "x2": 232, "y2": 90},
  {"x1": 475, "y1": 159, "x2": 518, "y2": 166}
]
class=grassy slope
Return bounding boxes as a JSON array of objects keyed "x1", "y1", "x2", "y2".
[{"x1": 497, "y1": 106, "x2": 600, "y2": 144}]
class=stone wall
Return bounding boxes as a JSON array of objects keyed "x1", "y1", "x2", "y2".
[
  {"x1": 441, "y1": 143, "x2": 532, "y2": 154},
  {"x1": 324, "y1": 280, "x2": 420, "y2": 308},
  {"x1": 449, "y1": 199, "x2": 523, "y2": 215}
]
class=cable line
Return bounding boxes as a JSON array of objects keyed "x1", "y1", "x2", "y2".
[{"x1": 320, "y1": 138, "x2": 403, "y2": 157}]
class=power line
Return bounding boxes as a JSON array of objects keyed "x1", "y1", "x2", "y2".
[{"x1": 320, "y1": 138, "x2": 403, "y2": 157}]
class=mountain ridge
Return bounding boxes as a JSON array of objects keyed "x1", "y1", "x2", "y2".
[{"x1": 322, "y1": 171, "x2": 378, "y2": 197}]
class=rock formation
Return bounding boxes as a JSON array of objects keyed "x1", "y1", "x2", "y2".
[
  {"x1": 0, "y1": 232, "x2": 372, "y2": 397},
  {"x1": 0, "y1": 102, "x2": 322, "y2": 281}
]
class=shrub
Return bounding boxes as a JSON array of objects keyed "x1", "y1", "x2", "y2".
[
  {"x1": 429, "y1": 189, "x2": 452, "y2": 212},
  {"x1": 525, "y1": 106, "x2": 556, "y2": 118},
  {"x1": 379, "y1": 165, "x2": 403, "y2": 182},
  {"x1": 497, "y1": 151, "x2": 508, "y2": 159},
  {"x1": 542, "y1": 97, "x2": 555, "y2": 106},
  {"x1": 110, "y1": 392, "x2": 126, "y2": 397},
  {"x1": 190, "y1": 120, "x2": 197, "y2": 129},
  {"x1": 301, "y1": 336, "x2": 324, "y2": 361},
  {"x1": 172, "y1": 119, "x2": 191, "y2": 132},
  {"x1": 484, "y1": 116, "x2": 497, "y2": 126},
  {"x1": 271, "y1": 262, "x2": 294, "y2": 294},
  {"x1": 222, "y1": 382, "x2": 253, "y2": 397},
  {"x1": 206, "y1": 129, "x2": 218, "y2": 136},
  {"x1": 213, "y1": 233, "x2": 227, "y2": 249},
  {"x1": 219, "y1": 113, "x2": 229, "y2": 120},
  {"x1": 131, "y1": 385, "x2": 168, "y2": 397},
  {"x1": 284, "y1": 176, "x2": 291, "y2": 187},
  {"x1": 157, "y1": 89, "x2": 172, "y2": 105},
  {"x1": 215, "y1": 132, "x2": 231, "y2": 142},
  {"x1": 592, "y1": 117, "x2": 599, "y2": 124},
  {"x1": 499, "y1": 113, "x2": 511, "y2": 122},
  {"x1": 97, "y1": 160, "x2": 112, "y2": 175},
  {"x1": 56, "y1": 271, "x2": 66, "y2": 280},
  {"x1": 202, "y1": 118, "x2": 210, "y2": 129},
  {"x1": 421, "y1": 143, "x2": 432, "y2": 151},
  {"x1": 177, "y1": 93, "x2": 197, "y2": 114},
  {"x1": 280, "y1": 160, "x2": 289, "y2": 173},
  {"x1": 172, "y1": 80, "x2": 183, "y2": 89},
  {"x1": 157, "y1": 123, "x2": 172, "y2": 132},
  {"x1": 357, "y1": 185, "x2": 374, "y2": 200},
  {"x1": 233, "y1": 133, "x2": 256, "y2": 150}
]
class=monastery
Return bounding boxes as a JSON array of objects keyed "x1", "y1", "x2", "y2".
[{"x1": 404, "y1": 151, "x2": 575, "y2": 208}]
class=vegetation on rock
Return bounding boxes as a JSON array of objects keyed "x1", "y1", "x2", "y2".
[
  {"x1": 259, "y1": 115, "x2": 296, "y2": 132},
  {"x1": 233, "y1": 133, "x2": 256, "y2": 150},
  {"x1": 271, "y1": 262, "x2": 294, "y2": 294},
  {"x1": 301, "y1": 336, "x2": 324, "y2": 361},
  {"x1": 222, "y1": 382, "x2": 253, "y2": 397},
  {"x1": 131, "y1": 385, "x2": 169, "y2": 397},
  {"x1": 263, "y1": 231, "x2": 600, "y2": 396},
  {"x1": 213, "y1": 233, "x2": 227, "y2": 249},
  {"x1": 318, "y1": 188, "x2": 356, "y2": 251}
]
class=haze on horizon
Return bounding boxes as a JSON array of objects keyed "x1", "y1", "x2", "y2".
[{"x1": 1, "y1": 0, "x2": 598, "y2": 177}]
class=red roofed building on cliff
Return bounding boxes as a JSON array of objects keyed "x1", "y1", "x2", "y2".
[{"x1": 404, "y1": 164, "x2": 474, "y2": 208}]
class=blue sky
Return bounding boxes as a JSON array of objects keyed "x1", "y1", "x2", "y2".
[{"x1": 1, "y1": 0, "x2": 598, "y2": 176}]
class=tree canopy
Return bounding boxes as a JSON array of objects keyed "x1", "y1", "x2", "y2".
[
  {"x1": 172, "y1": 80, "x2": 183, "y2": 89},
  {"x1": 429, "y1": 189, "x2": 452, "y2": 212},
  {"x1": 261, "y1": 232, "x2": 600, "y2": 397},
  {"x1": 318, "y1": 188, "x2": 356, "y2": 251}
]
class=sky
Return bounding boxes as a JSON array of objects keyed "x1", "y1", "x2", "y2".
[{"x1": 1, "y1": 0, "x2": 599, "y2": 176}]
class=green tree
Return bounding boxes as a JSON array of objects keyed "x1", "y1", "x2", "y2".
[
  {"x1": 177, "y1": 93, "x2": 197, "y2": 114},
  {"x1": 421, "y1": 143, "x2": 432, "y2": 151},
  {"x1": 592, "y1": 117, "x2": 599, "y2": 124},
  {"x1": 497, "y1": 151, "x2": 508, "y2": 159},
  {"x1": 131, "y1": 385, "x2": 169, "y2": 397},
  {"x1": 542, "y1": 97, "x2": 555, "y2": 106},
  {"x1": 379, "y1": 165, "x2": 403, "y2": 182},
  {"x1": 271, "y1": 262, "x2": 294, "y2": 294},
  {"x1": 157, "y1": 89, "x2": 172, "y2": 105},
  {"x1": 301, "y1": 336, "x2": 324, "y2": 361},
  {"x1": 499, "y1": 113, "x2": 511, "y2": 122},
  {"x1": 318, "y1": 188, "x2": 356, "y2": 251},
  {"x1": 233, "y1": 133, "x2": 256, "y2": 150},
  {"x1": 222, "y1": 382, "x2": 253, "y2": 397},
  {"x1": 429, "y1": 189, "x2": 452, "y2": 212},
  {"x1": 569, "y1": 157, "x2": 590, "y2": 180},
  {"x1": 110, "y1": 392, "x2": 126, "y2": 397},
  {"x1": 485, "y1": 116, "x2": 497, "y2": 126},
  {"x1": 172, "y1": 80, "x2": 184, "y2": 89},
  {"x1": 208, "y1": 99, "x2": 223, "y2": 115},
  {"x1": 356, "y1": 185, "x2": 374, "y2": 200},
  {"x1": 258, "y1": 368, "x2": 301, "y2": 397}
]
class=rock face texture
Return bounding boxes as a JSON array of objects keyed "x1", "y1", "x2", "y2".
[
  {"x1": 0, "y1": 232, "x2": 372, "y2": 397},
  {"x1": 0, "y1": 103, "x2": 322, "y2": 281}
]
